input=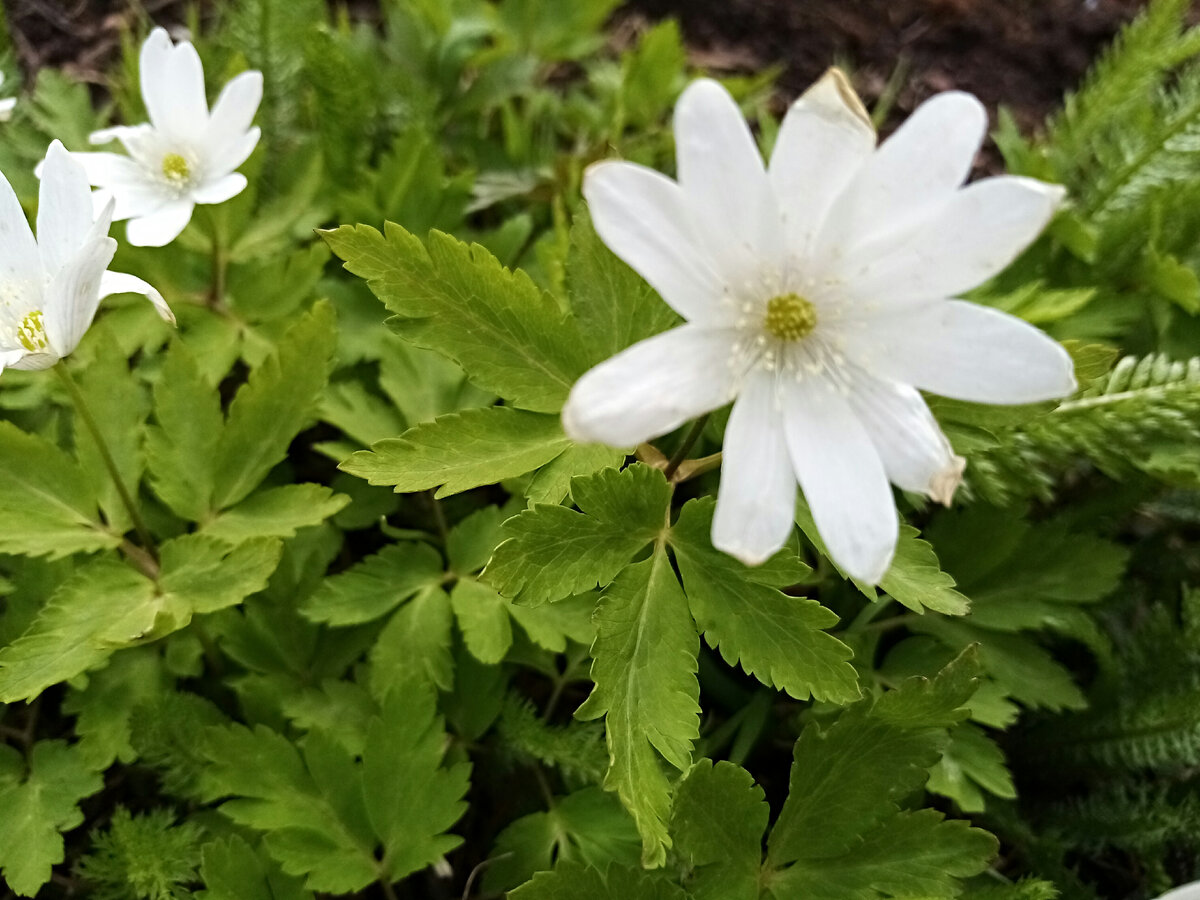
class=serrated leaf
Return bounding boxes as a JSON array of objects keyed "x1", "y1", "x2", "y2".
[
  {"x1": 203, "y1": 485, "x2": 350, "y2": 543},
  {"x1": 0, "y1": 421, "x2": 116, "y2": 558},
  {"x1": 450, "y1": 577, "x2": 513, "y2": 663},
  {"x1": 211, "y1": 301, "x2": 338, "y2": 509},
  {"x1": 301, "y1": 542, "x2": 444, "y2": 626},
  {"x1": 199, "y1": 836, "x2": 314, "y2": 900},
  {"x1": 369, "y1": 587, "x2": 455, "y2": 698},
  {"x1": 670, "y1": 499, "x2": 858, "y2": 703},
  {"x1": 341, "y1": 406, "x2": 571, "y2": 497},
  {"x1": 0, "y1": 741, "x2": 104, "y2": 896},
  {"x1": 323, "y1": 223, "x2": 585, "y2": 411},
  {"x1": 928, "y1": 723, "x2": 1016, "y2": 813},
  {"x1": 486, "y1": 465, "x2": 671, "y2": 606},
  {"x1": 510, "y1": 862, "x2": 687, "y2": 900},
  {"x1": 575, "y1": 549, "x2": 700, "y2": 867},
  {"x1": 63, "y1": 648, "x2": 168, "y2": 769},
  {"x1": 524, "y1": 443, "x2": 627, "y2": 506},
  {"x1": 158, "y1": 534, "x2": 282, "y2": 616}
]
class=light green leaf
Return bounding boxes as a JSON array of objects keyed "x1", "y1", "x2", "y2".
[
  {"x1": 524, "y1": 443, "x2": 627, "y2": 507},
  {"x1": 301, "y1": 542, "x2": 444, "y2": 626},
  {"x1": 575, "y1": 549, "x2": 700, "y2": 867},
  {"x1": 369, "y1": 587, "x2": 455, "y2": 697},
  {"x1": 203, "y1": 485, "x2": 350, "y2": 543},
  {"x1": 199, "y1": 836, "x2": 314, "y2": 900},
  {"x1": 486, "y1": 465, "x2": 671, "y2": 606},
  {"x1": 62, "y1": 648, "x2": 168, "y2": 769},
  {"x1": 879, "y1": 525, "x2": 971, "y2": 616},
  {"x1": 341, "y1": 407, "x2": 571, "y2": 498},
  {"x1": 158, "y1": 534, "x2": 282, "y2": 616},
  {"x1": 0, "y1": 421, "x2": 117, "y2": 558},
  {"x1": 928, "y1": 723, "x2": 1017, "y2": 813},
  {"x1": 450, "y1": 577, "x2": 513, "y2": 664},
  {"x1": 670, "y1": 499, "x2": 858, "y2": 703},
  {"x1": 0, "y1": 741, "x2": 104, "y2": 896},
  {"x1": 211, "y1": 301, "x2": 338, "y2": 509},
  {"x1": 322, "y1": 223, "x2": 585, "y2": 411}
]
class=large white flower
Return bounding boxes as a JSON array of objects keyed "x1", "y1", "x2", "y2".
[
  {"x1": 68, "y1": 27, "x2": 262, "y2": 248},
  {"x1": 562, "y1": 71, "x2": 1076, "y2": 584},
  {"x1": 0, "y1": 140, "x2": 173, "y2": 372}
]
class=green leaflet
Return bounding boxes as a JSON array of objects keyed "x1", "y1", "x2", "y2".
[
  {"x1": 369, "y1": 587, "x2": 456, "y2": 697},
  {"x1": 575, "y1": 548, "x2": 700, "y2": 867},
  {"x1": 486, "y1": 464, "x2": 671, "y2": 606},
  {"x1": 301, "y1": 541, "x2": 444, "y2": 626},
  {"x1": 0, "y1": 421, "x2": 117, "y2": 558},
  {"x1": 0, "y1": 741, "x2": 104, "y2": 897},
  {"x1": 671, "y1": 499, "x2": 859, "y2": 703},
  {"x1": 202, "y1": 484, "x2": 350, "y2": 543},
  {"x1": 510, "y1": 862, "x2": 687, "y2": 900},
  {"x1": 341, "y1": 406, "x2": 572, "y2": 497},
  {"x1": 928, "y1": 723, "x2": 1017, "y2": 813},
  {"x1": 322, "y1": 223, "x2": 585, "y2": 412},
  {"x1": 199, "y1": 836, "x2": 314, "y2": 900},
  {"x1": 201, "y1": 681, "x2": 470, "y2": 893},
  {"x1": 75, "y1": 807, "x2": 203, "y2": 900}
]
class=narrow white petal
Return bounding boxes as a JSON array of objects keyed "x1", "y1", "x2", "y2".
[
  {"x1": 143, "y1": 31, "x2": 208, "y2": 143},
  {"x1": 89, "y1": 124, "x2": 146, "y2": 145},
  {"x1": 0, "y1": 348, "x2": 29, "y2": 375},
  {"x1": 206, "y1": 126, "x2": 261, "y2": 176},
  {"x1": 844, "y1": 299, "x2": 1077, "y2": 404},
  {"x1": 674, "y1": 78, "x2": 784, "y2": 284},
  {"x1": 138, "y1": 28, "x2": 175, "y2": 134},
  {"x1": 37, "y1": 141, "x2": 97, "y2": 275},
  {"x1": 0, "y1": 165, "x2": 40, "y2": 286},
  {"x1": 192, "y1": 172, "x2": 247, "y2": 205},
  {"x1": 125, "y1": 199, "x2": 194, "y2": 247},
  {"x1": 815, "y1": 91, "x2": 987, "y2": 261},
  {"x1": 846, "y1": 373, "x2": 964, "y2": 502},
  {"x1": 0, "y1": 97, "x2": 16, "y2": 121},
  {"x1": 769, "y1": 69, "x2": 876, "y2": 261},
  {"x1": 583, "y1": 160, "x2": 732, "y2": 324},
  {"x1": 204, "y1": 71, "x2": 263, "y2": 153},
  {"x1": 100, "y1": 270, "x2": 175, "y2": 325},
  {"x1": 837, "y1": 176, "x2": 1066, "y2": 303},
  {"x1": 562, "y1": 325, "x2": 741, "y2": 447},
  {"x1": 43, "y1": 235, "x2": 117, "y2": 359},
  {"x1": 711, "y1": 371, "x2": 797, "y2": 565},
  {"x1": 782, "y1": 378, "x2": 898, "y2": 584}
]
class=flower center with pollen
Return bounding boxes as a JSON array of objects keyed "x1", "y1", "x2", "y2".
[
  {"x1": 161, "y1": 153, "x2": 191, "y2": 185},
  {"x1": 16, "y1": 310, "x2": 47, "y2": 352},
  {"x1": 763, "y1": 293, "x2": 818, "y2": 341}
]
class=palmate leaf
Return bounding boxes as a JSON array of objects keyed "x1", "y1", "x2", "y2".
[
  {"x1": 322, "y1": 222, "x2": 585, "y2": 412},
  {"x1": 0, "y1": 741, "x2": 104, "y2": 897}
]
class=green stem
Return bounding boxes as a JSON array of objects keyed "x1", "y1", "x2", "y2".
[
  {"x1": 54, "y1": 365, "x2": 157, "y2": 558},
  {"x1": 663, "y1": 415, "x2": 709, "y2": 481},
  {"x1": 207, "y1": 208, "x2": 227, "y2": 308}
]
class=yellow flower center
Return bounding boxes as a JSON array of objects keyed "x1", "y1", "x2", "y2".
[
  {"x1": 16, "y1": 310, "x2": 46, "y2": 352},
  {"x1": 161, "y1": 153, "x2": 191, "y2": 184},
  {"x1": 764, "y1": 293, "x2": 818, "y2": 341}
]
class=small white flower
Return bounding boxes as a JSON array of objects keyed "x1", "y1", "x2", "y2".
[
  {"x1": 0, "y1": 73, "x2": 17, "y2": 122},
  {"x1": 68, "y1": 27, "x2": 262, "y2": 248},
  {"x1": 562, "y1": 71, "x2": 1076, "y2": 584},
  {"x1": 0, "y1": 140, "x2": 173, "y2": 372}
]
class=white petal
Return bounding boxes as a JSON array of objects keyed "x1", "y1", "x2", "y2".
[
  {"x1": 836, "y1": 176, "x2": 1066, "y2": 303},
  {"x1": 143, "y1": 30, "x2": 208, "y2": 143},
  {"x1": 0, "y1": 164, "x2": 40, "y2": 286},
  {"x1": 846, "y1": 373, "x2": 964, "y2": 503},
  {"x1": 68, "y1": 151, "x2": 168, "y2": 220},
  {"x1": 207, "y1": 126, "x2": 260, "y2": 176},
  {"x1": 43, "y1": 235, "x2": 117, "y2": 359},
  {"x1": 844, "y1": 299, "x2": 1077, "y2": 404},
  {"x1": 711, "y1": 370, "x2": 797, "y2": 565},
  {"x1": 204, "y1": 71, "x2": 262, "y2": 153},
  {"x1": 100, "y1": 271, "x2": 175, "y2": 325},
  {"x1": 125, "y1": 200, "x2": 194, "y2": 247},
  {"x1": 782, "y1": 377, "x2": 898, "y2": 584},
  {"x1": 37, "y1": 141, "x2": 98, "y2": 275},
  {"x1": 583, "y1": 161, "x2": 731, "y2": 324},
  {"x1": 0, "y1": 97, "x2": 16, "y2": 121},
  {"x1": 138, "y1": 29, "x2": 175, "y2": 130},
  {"x1": 769, "y1": 69, "x2": 875, "y2": 261},
  {"x1": 562, "y1": 325, "x2": 740, "y2": 447},
  {"x1": 0, "y1": 348, "x2": 29, "y2": 374},
  {"x1": 674, "y1": 78, "x2": 784, "y2": 284},
  {"x1": 192, "y1": 172, "x2": 247, "y2": 205},
  {"x1": 815, "y1": 91, "x2": 987, "y2": 262}
]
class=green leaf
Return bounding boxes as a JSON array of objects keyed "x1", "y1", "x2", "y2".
[
  {"x1": 158, "y1": 534, "x2": 282, "y2": 616},
  {"x1": 670, "y1": 499, "x2": 858, "y2": 703},
  {"x1": 0, "y1": 421, "x2": 116, "y2": 558},
  {"x1": 211, "y1": 301, "x2": 338, "y2": 509},
  {"x1": 146, "y1": 342, "x2": 223, "y2": 521},
  {"x1": 75, "y1": 807, "x2": 203, "y2": 900},
  {"x1": 341, "y1": 407, "x2": 572, "y2": 498},
  {"x1": 63, "y1": 647, "x2": 168, "y2": 769},
  {"x1": 566, "y1": 211, "x2": 679, "y2": 364},
  {"x1": 323, "y1": 223, "x2": 585, "y2": 411},
  {"x1": 575, "y1": 549, "x2": 700, "y2": 867},
  {"x1": 203, "y1": 485, "x2": 350, "y2": 543},
  {"x1": 301, "y1": 542, "x2": 444, "y2": 626},
  {"x1": 199, "y1": 836, "x2": 314, "y2": 900},
  {"x1": 927, "y1": 723, "x2": 1017, "y2": 813},
  {"x1": 671, "y1": 760, "x2": 769, "y2": 900},
  {"x1": 486, "y1": 465, "x2": 671, "y2": 606},
  {"x1": 878, "y1": 525, "x2": 971, "y2": 616},
  {"x1": 0, "y1": 741, "x2": 104, "y2": 896},
  {"x1": 510, "y1": 862, "x2": 687, "y2": 900},
  {"x1": 450, "y1": 577, "x2": 514, "y2": 663},
  {"x1": 369, "y1": 587, "x2": 455, "y2": 697},
  {"x1": 524, "y1": 443, "x2": 627, "y2": 506}
]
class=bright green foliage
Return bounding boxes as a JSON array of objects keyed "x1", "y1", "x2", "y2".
[
  {"x1": 576, "y1": 548, "x2": 700, "y2": 867},
  {"x1": 76, "y1": 808, "x2": 203, "y2": 900},
  {"x1": 341, "y1": 407, "x2": 573, "y2": 497},
  {"x1": 369, "y1": 586, "x2": 455, "y2": 696},
  {"x1": 203, "y1": 485, "x2": 350, "y2": 542},
  {"x1": 0, "y1": 740, "x2": 104, "y2": 896},
  {"x1": 201, "y1": 681, "x2": 469, "y2": 892},
  {"x1": 876, "y1": 526, "x2": 971, "y2": 616},
  {"x1": 301, "y1": 541, "x2": 443, "y2": 625},
  {"x1": 487, "y1": 464, "x2": 671, "y2": 605},
  {"x1": 324, "y1": 223, "x2": 586, "y2": 412}
]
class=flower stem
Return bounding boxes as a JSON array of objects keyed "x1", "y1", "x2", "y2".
[
  {"x1": 663, "y1": 414, "x2": 709, "y2": 481},
  {"x1": 54, "y1": 364, "x2": 157, "y2": 558}
]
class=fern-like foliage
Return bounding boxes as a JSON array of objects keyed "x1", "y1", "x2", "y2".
[
  {"x1": 75, "y1": 808, "x2": 203, "y2": 900},
  {"x1": 495, "y1": 694, "x2": 608, "y2": 787}
]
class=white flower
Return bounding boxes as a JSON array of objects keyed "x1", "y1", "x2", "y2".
[
  {"x1": 0, "y1": 140, "x2": 173, "y2": 372},
  {"x1": 562, "y1": 71, "x2": 1076, "y2": 584},
  {"x1": 1158, "y1": 883, "x2": 1200, "y2": 900},
  {"x1": 68, "y1": 27, "x2": 262, "y2": 248},
  {"x1": 0, "y1": 73, "x2": 16, "y2": 122}
]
